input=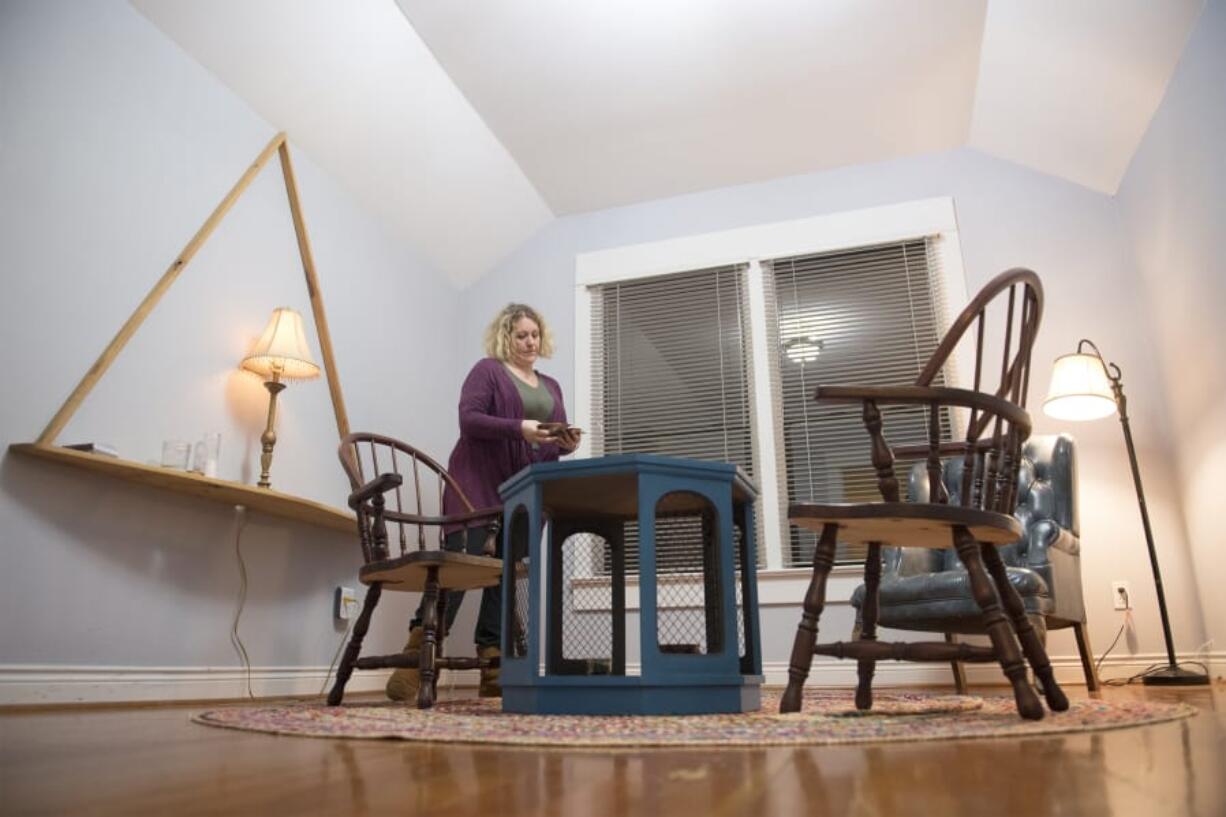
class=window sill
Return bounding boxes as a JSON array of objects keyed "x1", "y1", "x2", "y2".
[{"x1": 567, "y1": 565, "x2": 860, "y2": 613}]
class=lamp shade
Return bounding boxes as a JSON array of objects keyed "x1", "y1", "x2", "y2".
[
  {"x1": 1043, "y1": 352, "x2": 1116, "y2": 420},
  {"x1": 241, "y1": 307, "x2": 321, "y2": 380}
]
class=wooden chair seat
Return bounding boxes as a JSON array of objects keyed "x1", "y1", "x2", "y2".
[
  {"x1": 360, "y1": 551, "x2": 502, "y2": 592},
  {"x1": 788, "y1": 503, "x2": 1022, "y2": 548}
]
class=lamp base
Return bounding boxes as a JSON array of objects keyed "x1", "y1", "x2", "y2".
[{"x1": 1141, "y1": 665, "x2": 1210, "y2": 686}]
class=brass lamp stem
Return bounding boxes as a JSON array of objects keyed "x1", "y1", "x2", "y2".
[{"x1": 258, "y1": 369, "x2": 286, "y2": 488}]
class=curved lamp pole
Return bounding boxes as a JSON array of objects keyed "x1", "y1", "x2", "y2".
[{"x1": 1044, "y1": 339, "x2": 1208, "y2": 686}]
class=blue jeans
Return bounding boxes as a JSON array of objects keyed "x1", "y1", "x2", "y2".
[{"x1": 410, "y1": 527, "x2": 501, "y2": 649}]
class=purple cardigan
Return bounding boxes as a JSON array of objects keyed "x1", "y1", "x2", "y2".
[{"x1": 443, "y1": 357, "x2": 568, "y2": 524}]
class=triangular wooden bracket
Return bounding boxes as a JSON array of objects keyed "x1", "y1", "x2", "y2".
[{"x1": 36, "y1": 132, "x2": 350, "y2": 446}]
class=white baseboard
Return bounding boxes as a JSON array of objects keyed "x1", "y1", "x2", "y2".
[
  {"x1": 761, "y1": 651, "x2": 1226, "y2": 688},
  {"x1": 0, "y1": 665, "x2": 398, "y2": 706},
  {"x1": 3, "y1": 652, "x2": 1219, "y2": 706}
]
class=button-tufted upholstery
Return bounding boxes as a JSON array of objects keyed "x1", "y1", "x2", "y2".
[{"x1": 849, "y1": 433, "x2": 1098, "y2": 688}]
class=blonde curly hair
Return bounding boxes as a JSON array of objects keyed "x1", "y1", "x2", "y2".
[{"x1": 484, "y1": 303, "x2": 554, "y2": 361}]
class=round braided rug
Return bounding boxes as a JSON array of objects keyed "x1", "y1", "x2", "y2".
[{"x1": 193, "y1": 689, "x2": 1194, "y2": 748}]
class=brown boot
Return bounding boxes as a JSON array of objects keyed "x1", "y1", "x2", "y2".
[
  {"x1": 477, "y1": 645, "x2": 501, "y2": 698},
  {"x1": 385, "y1": 627, "x2": 424, "y2": 702}
]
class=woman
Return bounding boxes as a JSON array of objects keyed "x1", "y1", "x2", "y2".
[{"x1": 388, "y1": 303, "x2": 579, "y2": 701}]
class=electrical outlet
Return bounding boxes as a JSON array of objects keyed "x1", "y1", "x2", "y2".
[
  {"x1": 1111, "y1": 581, "x2": 1132, "y2": 611},
  {"x1": 335, "y1": 586, "x2": 358, "y2": 620}
]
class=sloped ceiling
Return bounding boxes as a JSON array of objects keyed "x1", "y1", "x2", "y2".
[
  {"x1": 398, "y1": 0, "x2": 989, "y2": 215},
  {"x1": 132, "y1": 0, "x2": 1204, "y2": 285},
  {"x1": 130, "y1": 0, "x2": 553, "y2": 286},
  {"x1": 969, "y1": 0, "x2": 1204, "y2": 193}
]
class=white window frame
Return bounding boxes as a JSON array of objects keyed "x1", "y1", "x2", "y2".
[{"x1": 573, "y1": 197, "x2": 969, "y2": 599}]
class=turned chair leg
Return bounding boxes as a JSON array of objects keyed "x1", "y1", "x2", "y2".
[
  {"x1": 432, "y1": 588, "x2": 451, "y2": 699},
  {"x1": 781, "y1": 524, "x2": 839, "y2": 714},
  {"x1": 416, "y1": 566, "x2": 442, "y2": 710},
  {"x1": 1073, "y1": 621, "x2": 1101, "y2": 691},
  {"x1": 945, "y1": 633, "x2": 969, "y2": 694},
  {"x1": 952, "y1": 527, "x2": 1043, "y2": 720},
  {"x1": 327, "y1": 583, "x2": 383, "y2": 706},
  {"x1": 855, "y1": 543, "x2": 882, "y2": 710},
  {"x1": 979, "y1": 544, "x2": 1068, "y2": 712}
]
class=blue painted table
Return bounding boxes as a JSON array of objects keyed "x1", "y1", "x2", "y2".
[{"x1": 497, "y1": 454, "x2": 762, "y2": 715}]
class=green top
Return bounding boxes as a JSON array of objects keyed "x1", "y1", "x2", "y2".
[{"x1": 513, "y1": 373, "x2": 555, "y2": 422}]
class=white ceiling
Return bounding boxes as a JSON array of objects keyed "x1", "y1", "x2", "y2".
[
  {"x1": 969, "y1": 0, "x2": 1203, "y2": 193},
  {"x1": 399, "y1": 0, "x2": 988, "y2": 215},
  {"x1": 129, "y1": 0, "x2": 553, "y2": 286},
  {"x1": 132, "y1": 0, "x2": 1204, "y2": 285}
]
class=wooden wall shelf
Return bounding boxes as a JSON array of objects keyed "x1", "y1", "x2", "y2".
[{"x1": 10, "y1": 443, "x2": 354, "y2": 533}]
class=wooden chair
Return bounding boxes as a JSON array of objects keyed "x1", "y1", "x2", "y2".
[
  {"x1": 780, "y1": 268, "x2": 1069, "y2": 720},
  {"x1": 327, "y1": 433, "x2": 502, "y2": 708}
]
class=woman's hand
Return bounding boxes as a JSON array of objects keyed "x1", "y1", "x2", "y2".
[
  {"x1": 555, "y1": 427, "x2": 582, "y2": 452},
  {"x1": 520, "y1": 420, "x2": 554, "y2": 445}
]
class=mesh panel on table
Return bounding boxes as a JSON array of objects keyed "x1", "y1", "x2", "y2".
[{"x1": 561, "y1": 533, "x2": 614, "y2": 665}]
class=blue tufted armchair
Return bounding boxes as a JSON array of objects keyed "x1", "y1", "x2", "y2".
[{"x1": 850, "y1": 433, "x2": 1099, "y2": 691}]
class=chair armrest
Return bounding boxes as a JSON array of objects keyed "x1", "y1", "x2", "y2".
[
  {"x1": 1024, "y1": 519, "x2": 1079, "y2": 566},
  {"x1": 347, "y1": 472, "x2": 404, "y2": 510},
  {"x1": 385, "y1": 506, "x2": 501, "y2": 527},
  {"x1": 815, "y1": 385, "x2": 1031, "y2": 431}
]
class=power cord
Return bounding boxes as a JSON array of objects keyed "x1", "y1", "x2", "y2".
[
  {"x1": 1105, "y1": 659, "x2": 1212, "y2": 686},
  {"x1": 230, "y1": 504, "x2": 255, "y2": 700},
  {"x1": 1098, "y1": 587, "x2": 1212, "y2": 685},
  {"x1": 1096, "y1": 609, "x2": 1131, "y2": 683},
  {"x1": 318, "y1": 617, "x2": 355, "y2": 697}
]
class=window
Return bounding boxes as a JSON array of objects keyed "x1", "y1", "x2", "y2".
[
  {"x1": 589, "y1": 264, "x2": 753, "y2": 474},
  {"x1": 765, "y1": 240, "x2": 953, "y2": 566},
  {"x1": 574, "y1": 198, "x2": 967, "y2": 572},
  {"x1": 588, "y1": 263, "x2": 758, "y2": 571}
]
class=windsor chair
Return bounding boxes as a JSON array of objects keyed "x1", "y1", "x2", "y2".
[
  {"x1": 327, "y1": 433, "x2": 502, "y2": 708},
  {"x1": 780, "y1": 268, "x2": 1069, "y2": 720}
]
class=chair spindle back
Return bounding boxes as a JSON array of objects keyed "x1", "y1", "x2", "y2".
[
  {"x1": 338, "y1": 432, "x2": 479, "y2": 563},
  {"x1": 915, "y1": 268, "x2": 1043, "y2": 515}
]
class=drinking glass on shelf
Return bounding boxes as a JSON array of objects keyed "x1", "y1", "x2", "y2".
[
  {"x1": 191, "y1": 441, "x2": 207, "y2": 475},
  {"x1": 192, "y1": 433, "x2": 221, "y2": 478},
  {"x1": 161, "y1": 439, "x2": 190, "y2": 470}
]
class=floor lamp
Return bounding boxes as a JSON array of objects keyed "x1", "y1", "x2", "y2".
[{"x1": 1043, "y1": 339, "x2": 1208, "y2": 685}]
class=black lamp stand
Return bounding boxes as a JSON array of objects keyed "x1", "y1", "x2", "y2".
[{"x1": 1081, "y1": 340, "x2": 1208, "y2": 686}]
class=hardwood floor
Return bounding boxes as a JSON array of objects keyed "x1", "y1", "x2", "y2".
[{"x1": 1, "y1": 684, "x2": 1222, "y2": 817}]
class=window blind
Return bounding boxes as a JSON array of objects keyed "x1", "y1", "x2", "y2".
[
  {"x1": 765, "y1": 239, "x2": 952, "y2": 567},
  {"x1": 590, "y1": 264, "x2": 757, "y2": 571}
]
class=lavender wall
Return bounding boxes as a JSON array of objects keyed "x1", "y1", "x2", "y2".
[
  {"x1": 1117, "y1": 0, "x2": 1224, "y2": 658},
  {"x1": 0, "y1": 1, "x2": 464, "y2": 701}
]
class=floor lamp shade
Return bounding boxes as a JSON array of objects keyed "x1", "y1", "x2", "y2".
[
  {"x1": 241, "y1": 308, "x2": 320, "y2": 489},
  {"x1": 1043, "y1": 352, "x2": 1116, "y2": 421}
]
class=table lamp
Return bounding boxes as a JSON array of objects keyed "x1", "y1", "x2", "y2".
[
  {"x1": 1043, "y1": 339, "x2": 1208, "y2": 685},
  {"x1": 241, "y1": 307, "x2": 321, "y2": 489}
]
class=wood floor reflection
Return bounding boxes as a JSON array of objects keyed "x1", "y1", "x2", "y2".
[{"x1": 1, "y1": 684, "x2": 1221, "y2": 817}]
